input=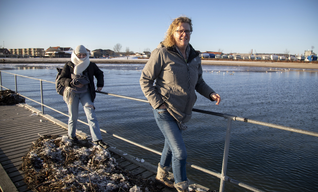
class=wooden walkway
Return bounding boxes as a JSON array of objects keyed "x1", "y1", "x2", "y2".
[
  {"x1": 0, "y1": 104, "x2": 71, "y2": 192},
  {"x1": 0, "y1": 104, "x2": 209, "y2": 192}
]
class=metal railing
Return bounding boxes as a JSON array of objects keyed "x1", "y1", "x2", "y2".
[{"x1": 1, "y1": 70, "x2": 318, "y2": 192}]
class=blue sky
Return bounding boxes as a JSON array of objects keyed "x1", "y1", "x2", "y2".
[{"x1": 1, "y1": 0, "x2": 317, "y2": 55}]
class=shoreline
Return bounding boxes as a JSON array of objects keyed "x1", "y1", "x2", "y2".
[
  {"x1": 201, "y1": 60, "x2": 318, "y2": 70},
  {"x1": 1, "y1": 58, "x2": 318, "y2": 69}
]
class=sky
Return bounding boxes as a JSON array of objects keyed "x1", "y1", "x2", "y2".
[{"x1": 0, "y1": 0, "x2": 317, "y2": 55}]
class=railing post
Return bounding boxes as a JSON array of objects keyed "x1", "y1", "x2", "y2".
[
  {"x1": 40, "y1": 79, "x2": 44, "y2": 114},
  {"x1": 219, "y1": 118, "x2": 233, "y2": 192},
  {"x1": 14, "y1": 74, "x2": 18, "y2": 93},
  {"x1": 0, "y1": 71, "x2": 2, "y2": 91}
]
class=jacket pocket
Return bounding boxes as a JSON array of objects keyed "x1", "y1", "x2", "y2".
[{"x1": 158, "y1": 87, "x2": 170, "y2": 101}]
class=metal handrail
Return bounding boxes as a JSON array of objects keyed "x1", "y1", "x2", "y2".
[
  {"x1": 1, "y1": 70, "x2": 317, "y2": 192},
  {"x1": 191, "y1": 108, "x2": 318, "y2": 137}
]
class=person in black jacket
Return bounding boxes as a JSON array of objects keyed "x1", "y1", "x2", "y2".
[{"x1": 59, "y1": 45, "x2": 108, "y2": 148}]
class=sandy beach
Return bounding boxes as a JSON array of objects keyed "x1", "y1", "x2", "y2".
[{"x1": 1, "y1": 57, "x2": 318, "y2": 70}]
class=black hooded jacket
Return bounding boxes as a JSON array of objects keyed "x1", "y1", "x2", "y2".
[{"x1": 59, "y1": 61, "x2": 104, "y2": 102}]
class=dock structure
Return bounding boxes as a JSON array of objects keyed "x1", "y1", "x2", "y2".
[
  {"x1": 0, "y1": 104, "x2": 209, "y2": 192},
  {"x1": 0, "y1": 105, "x2": 166, "y2": 191}
]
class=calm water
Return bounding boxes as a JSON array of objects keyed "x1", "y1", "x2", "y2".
[{"x1": 1, "y1": 63, "x2": 318, "y2": 192}]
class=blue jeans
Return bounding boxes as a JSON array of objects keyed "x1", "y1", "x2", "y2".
[
  {"x1": 67, "y1": 91, "x2": 102, "y2": 142},
  {"x1": 153, "y1": 108, "x2": 187, "y2": 184}
]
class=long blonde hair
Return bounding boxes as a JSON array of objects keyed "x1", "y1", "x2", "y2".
[{"x1": 162, "y1": 16, "x2": 193, "y2": 48}]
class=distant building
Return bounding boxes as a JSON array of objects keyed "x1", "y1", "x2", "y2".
[
  {"x1": 45, "y1": 46, "x2": 75, "y2": 58},
  {"x1": 91, "y1": 49, "x2": 115, "y2": 58},
  {"x1": 142, "y1": 51, "x2": 151, "y2": 58},
  {"x1": 8, "y1": 48, "x2": 45, "y2": 57},
  {"x1": 132, "y1": 51, "x2": 151, "y2": 58},
  {"x1": 304, "y1": 50, "x2": 316, "y2": 57},
  {"x1": 205, "y1": 51, "x2": 223, "y2": 55},
  {"x1": 0, "y1": 48, "x2": 11, "y2": 57},
  {"x1": 255, "y1": 53, "x2": 290, "y2": 57}
]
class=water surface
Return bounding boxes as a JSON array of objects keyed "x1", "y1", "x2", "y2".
[{"x1": 1, "y1": 63, "x2": 317, "y2": 191}]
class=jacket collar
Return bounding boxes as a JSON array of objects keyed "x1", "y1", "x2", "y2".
[
  {"x1": 67, "y1": 61, "x2": 91, "y2": 73},
  {"x1": 163, "y1": 43, "x2": 199, "y2": 63}
]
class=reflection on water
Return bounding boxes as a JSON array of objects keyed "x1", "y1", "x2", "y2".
[{"x1": 1, "y1": 63, "x2": 318, "y2": 192}]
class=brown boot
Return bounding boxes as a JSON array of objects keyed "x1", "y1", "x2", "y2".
[
  {"x1": 155, "y1": 163, "x2": 174, "y2": 188},
  {"x1": 174, "y1": 180, "x2": 189, "y2": 192}
]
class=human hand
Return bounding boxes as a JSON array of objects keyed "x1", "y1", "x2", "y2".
[
  {"x1": 158, "y1": 103, "x2": 167, "y2": 109},
  {"x1": 210, "y1": 93, "x2": 221, "y2": 105},
  {"x1": 96, "y1": 87, "x2": 103, "y2": 92}
]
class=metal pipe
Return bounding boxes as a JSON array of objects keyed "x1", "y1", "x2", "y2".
[
  {"x1": 219, "y1": 119, "x2": 233, "y2": 192},
  {"x1": 192, "y1": 108, "x2": 233, "y2": 118},
  {"x1": 1, "y1": 70, "x2": 53, "y2": 83},
  {"x1": 234, "y1": 117, "x2": 318, "y2": 137},
  {"x1": 226, "y1": 177, "x2": 264, "y2": 192},
  {"x1": 0, "y1": 71, "x2": 2, "y2": 91},
  {"x1": 97, "y1": 91, "x2": 149, "y2": 103},
  {"x1": 192, "y1": 108, "x2": 318, "y2": 138},
  {"x1": 99, "y1": 128, "x2": 162, "y2": 155},
  {"x1": 187, "y1": 163, "x2": 221, "y2": 178},
  {"x1": 14, "y1": 74, "x2": 17, "y2": 93},
  {"x1": 40, "y1": 80, "x2": 44, "y2": 114}
]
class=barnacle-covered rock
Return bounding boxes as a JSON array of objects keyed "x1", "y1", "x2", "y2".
[
  {"x1": 21, "y1": 135, "x2": 161, "y2": 191},
  {"x1": 0, "y1": 90, "x2": 25, "y2": 105}
]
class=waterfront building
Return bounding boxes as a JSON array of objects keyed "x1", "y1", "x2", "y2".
[
  {"x1": 204, "y1": 51, "x2": 223, "y2": 56},
  {"x1": 91, "y1": 49, "x2": 115, "y2": 58},
  {"x1": 304, "y1": 50, "x2": 316, "y2": 57},
  {"x1": 45, "y1": 46, "x2": 76, "y2": 58},
  {"x1": 133, "y1": 51, "x2": 151, "y2": 58},
  {"x1": 8, "y1": 48, "x2": 45, "y2": 57},
  {"x1": 0, "y1": 48, "x2": 11, "y2": 57}
]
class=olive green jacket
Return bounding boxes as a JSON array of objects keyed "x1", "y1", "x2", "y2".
[{"x1": 140, "y1": 43, "x2": 215, "y2": 123}]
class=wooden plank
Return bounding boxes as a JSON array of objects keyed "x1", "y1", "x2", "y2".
[
  {"x1": 0, "y1": 148, "x2": 31, "y2": 158},
  {"x1": 1, "y1": 157, "x2": 24, "y2": 167},
  {"x1": 114, "y1": 156, "x2": 126, "y2": 164},
  {"x1": 17, "y1": 185, "x2": 32, "y2": 192},
  {"x1": 10, "y1": 174, "x2": 25, "y2": 183},
  {"x1": 0, "y1": 148, "x2": 31, "y2": 157},
  {"x1": 0, "y1": 153, "x2": 27, "y2": 162},
  {"x1": 1, "y1": 154, "x2": 25, "y2": 164},
  {"x1": 124, "y1": 163, "x2": 139, "y2": 171},
  {"x1": 140, "y1": 171, "x2": 155, "y2": 179},
  {"x1": 8, "y1": 170, "x2": 24, "y2": 178},
  {"x1": 14, "y1": 180, "x2": 28, "y2": 190},
  {"x1": 0, "y1": 128, "x2": 65, "y2": 140},
  {"x1": 0, "y1": 144, "x2": 32, "y2": 152},
  {"x1": 0, "y1": 126, "x2": 65, "y2": 136},
  {"x1": 0, "y1": 132, "x2": 66, "y2": 144},
  {"x1": 109, "y1": 147, "x2": 157, "y2": 174},
  {"x1": 1, "y1": 155, "x2": 26, "y2": 164},
  {"x1": 2, "y1": 161, "x2": 22, "y2": 171},
  {"x1": 0, "y1": 163, "x2": 19, "y2": 192},
  {"x1": 5, "y1": 166, "x2": 23, "y2": 174},
  {"x1": 130, "y1": 166, "x2": 147, "y2": 176},
  {"x1": 0, "y1": 127, "x2": 65, "y2": 137},
  {"x1": 119, "y1": 160, "x2": 133, "y2": 168}
]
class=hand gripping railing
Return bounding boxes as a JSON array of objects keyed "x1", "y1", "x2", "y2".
[{"x1": 1, "y1": 70, "x2": 318, "y2": 192}]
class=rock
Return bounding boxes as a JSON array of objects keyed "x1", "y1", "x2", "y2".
[
  {"x1": 21, "y1": 135, "x2": 165, "y2": 192},
  {"x1": 0, "y1": 90, "x2": 25, "y2": 105}
]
